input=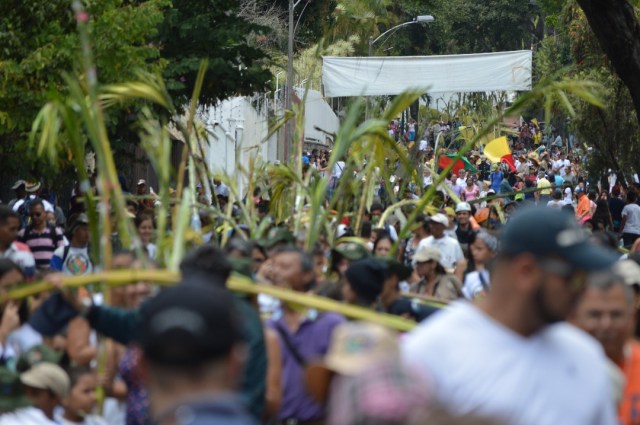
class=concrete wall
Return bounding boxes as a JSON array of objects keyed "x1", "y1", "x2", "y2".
[{"x1": 203, "y1": 95, "x2": 278, "y2": 196}]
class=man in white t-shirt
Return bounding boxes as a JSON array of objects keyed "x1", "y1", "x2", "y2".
[
  {"x1": 418, "y1": 139, "x2": 428, "y2": 152},
  {"x1": 417, "y1": 213, "x2": 464, "y2": 271},
  {"x1": 403, "y1": 207, "x2": 619, "y2": 425},
  {"x1": 50, "y1": 213, "x2": 93, "y2": 276},
  {"x1": 619, "y1": 191, "x2": 640, "y2": 248}
]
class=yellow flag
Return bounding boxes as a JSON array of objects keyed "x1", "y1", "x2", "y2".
[{"x1": 484, "y1": 136, "x2": 515, "y2": 171}]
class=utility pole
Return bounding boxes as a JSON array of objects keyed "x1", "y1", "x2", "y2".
[{"x1": 285, "y1": 0, "x2": 300, "y2": 162}]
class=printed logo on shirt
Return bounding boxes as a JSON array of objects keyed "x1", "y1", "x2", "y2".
[{"x1": 65, "y1": 253, "x2": 91, "y2": 275}]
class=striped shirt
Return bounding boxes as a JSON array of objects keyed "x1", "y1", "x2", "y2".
[{"x1": 17, "y1": 225, "x2": 65, "y2": 270}]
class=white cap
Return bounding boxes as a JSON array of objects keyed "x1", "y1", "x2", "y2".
[
  {"x1": 430, "y1": 213, "x2": 449, "y2": 227},
  {"x1": 336, "y1": 223, "x2": 349, "y2": 238},
  {"x1": 455, "y1": 202, "x2": 472, "y2": 213},
  {"x1": 137, "y1": 179, "x2": 146, "y2": 186}
]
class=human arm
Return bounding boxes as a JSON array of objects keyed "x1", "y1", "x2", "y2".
[
  {"x1": 235, "y1": 298, "x2": 267, "y2": 418},
  {"x1": 453, "y1": 258, "x2": 467, "y2": 283},
  {"x1": 263, "y1": 327, "x2": 282, "y2": 420},
  {"x1": 619, "y1": 215, "x2": 627, "y2": 238},
  {"x1": 0, "y1": 302, "x2": 20, "y2": 351},
  {"x1": 66, "y1": 317, "x2": 98, "y2": 366}
]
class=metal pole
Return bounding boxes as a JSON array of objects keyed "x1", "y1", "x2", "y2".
[{"x1": 286, "y1": 0, "x2": 294, "y2": 162}]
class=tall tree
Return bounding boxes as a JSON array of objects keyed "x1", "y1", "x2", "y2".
[
  {"x1": 157, "y1": 0, "x2": 273, "y2": 105},
  {"x1": 575, "y1": 0, "x2": 640, "y2": 123},
  {"x1": 0, "y1": 0, "x2": 168, "y2": 182}
]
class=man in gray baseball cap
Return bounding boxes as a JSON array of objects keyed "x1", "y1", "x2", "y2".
[{"x1": 403, "y1": 207, "x2": 619, "y2": 424}]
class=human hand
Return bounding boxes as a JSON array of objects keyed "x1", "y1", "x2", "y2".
[
  {"x1": 0, "y1": 302, "x2": 20, "y2": 342},
  {"x1": 45, "y1": 273, "x2": 83, "y2": 312}
]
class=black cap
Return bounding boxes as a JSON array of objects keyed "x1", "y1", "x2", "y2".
[
  {"x1": 135, "y1": 284, "x2": 242, "y2": 367},
  {"x1": 345, "y1": 258, "x2": 389, "y2": 304},
  {"x1": 500, "y1": 207, "x2": 618, "y2": 271}
]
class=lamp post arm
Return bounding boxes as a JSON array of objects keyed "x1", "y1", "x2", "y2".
[{"x1": 369, "y1": 21, "x2": 417, "y2": 53}]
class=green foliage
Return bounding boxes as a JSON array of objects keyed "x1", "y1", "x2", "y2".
[
  {"x1": 431, "y1": 0, "x2": 533, "y2": 54},
  {"x1": 0, "y1": 0, "x2": 167, "y2": 180},
  {"x1": 157, "y1": 0, "x2": 273, "y2": 105},
  {"x1": 533, "y1": 1, "x2": 640, "y2": 180}
]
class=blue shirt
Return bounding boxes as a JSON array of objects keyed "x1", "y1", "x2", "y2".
[
  {"x1": 489, "y1": 171, "x2": 503, "y2": 193},
  {"x1": 153, "y1": 394, "x2": 257, "y2": 425}
]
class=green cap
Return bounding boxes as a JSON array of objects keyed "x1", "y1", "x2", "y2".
[
  {"x1": 228, "y1": 257, "x2": 254, "y2": 279},
  {"x1": 16, "y1": 345, "x2": 63, "y2": 373},
  {"x1": 259, "y1": 227, "x2": 295, "y2": 250},
  {"x1": 331, "y1": 242, "x2": 371, "y2": 261},
  {"x1": 0, "y1": 367, "x2": 31, "y2": 412}
]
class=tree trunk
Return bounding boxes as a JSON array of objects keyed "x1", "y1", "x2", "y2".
[{"x1": 576, "y1": 0, "x2": 640, "y2": 124}]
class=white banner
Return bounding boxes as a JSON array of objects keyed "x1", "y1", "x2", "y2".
[{"x1": 322, "y1": 50, "x2": 532, "y2": 97}]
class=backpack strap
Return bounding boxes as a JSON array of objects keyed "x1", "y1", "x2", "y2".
[{"x1": 61, "y1": 245, "x2": 72, "y2": 264}]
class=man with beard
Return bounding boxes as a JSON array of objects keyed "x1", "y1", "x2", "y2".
[{"x1": 402, "y1": 207, "x2": 619, "y2": 425}]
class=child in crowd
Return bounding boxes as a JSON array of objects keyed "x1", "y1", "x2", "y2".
[{"x1": 57, "y1": 366, "x2": 107, "y2": 425}]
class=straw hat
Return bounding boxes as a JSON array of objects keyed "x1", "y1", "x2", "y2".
[{"x1": 305, "y1": 322, "x2": 399, "y2": 403}]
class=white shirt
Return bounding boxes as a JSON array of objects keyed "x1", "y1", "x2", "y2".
[
  {"x1": 563, "y1": 187, "x2": 573, "y2": 205},
  {"x1": 332, "y1": 161, "x2": 345, "y2": 178},
  {"x1": 214, "y1": 183, "x2": 230, "y2": 197},
  {"x1": 462, "y1": 270, "x2": 490, "y2": 299},
  {"x1": 51, "y1": 246, "x2": 93, "y2": 276},
  {"x1": 11, "y1": 197, "x2": 53, "y2": 213},
  {"x1": 6, "y1": 324, "x2": 42, "y2": 360},
  {"x1": 419, "y1": 139, "x2": 428, "y2": 151},
  {"x1": 546, "y1": 199, "x2": 566, "y2": 209},
  {"x1": 402, "y1": 302, "x2": 617, "y2": 425},
  {"x1": 622, "y1": 203, "x2": 640, "y2": 235},
  {"x1": 55, "y1": 412, "x2": 108, "y2": 425},
  {"x1": 417, "y1": 236, "x2": 464, "y2": 269},
  {"x1": 0, "y1": 407, "x2": 58, "y2": 425}
]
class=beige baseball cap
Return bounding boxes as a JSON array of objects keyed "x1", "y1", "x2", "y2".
[
  {"x1": 413, "y1": 246, "x2": 442, "y2": 263},
  {"x1": 20, "y1": 362, "x2": 69, "y2": 398},
  {"x1": 305, "y1": 322, "x2": 399, "y2": 402}
]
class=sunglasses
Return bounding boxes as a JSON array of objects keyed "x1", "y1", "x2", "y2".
[{"x1": 538, "y1": 258, "x2": 587, "y2": 292}]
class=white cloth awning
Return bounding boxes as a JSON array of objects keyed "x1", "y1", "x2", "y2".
[{"x1": 322, "y1": 50, "x2": 532, "y2": 97}]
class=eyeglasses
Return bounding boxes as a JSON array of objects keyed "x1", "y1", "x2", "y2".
[{"x1": 538, "y1": 258, "x2": 587, "y2": 292}]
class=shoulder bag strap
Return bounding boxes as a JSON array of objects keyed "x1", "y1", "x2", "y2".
[{"x1": 274, "y1": 323, "x2": 307, "y2": 367}]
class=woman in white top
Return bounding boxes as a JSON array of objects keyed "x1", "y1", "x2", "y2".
[
  {"x1": 134, "y1": 213, "x2": 156, "y2": 260},
  {"x1": 462, "y1": 231, "x2": 498, "y2": 300}
]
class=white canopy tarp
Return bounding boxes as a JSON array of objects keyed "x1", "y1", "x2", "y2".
[{"x1": 322, "y1": 50, "x2": 532, "y2": 97}]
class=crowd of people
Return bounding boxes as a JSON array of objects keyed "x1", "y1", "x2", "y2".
[{"x1": 0, "y1": 131, "x2": 640, "y2": 425}]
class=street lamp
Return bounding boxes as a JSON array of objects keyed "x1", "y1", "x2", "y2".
[{"x1": 368, "y1": 15, "x2": 435, "y2": 56}]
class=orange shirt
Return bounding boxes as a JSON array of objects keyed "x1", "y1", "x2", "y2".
[
  {"x1": 576, "y1": 195, "x2": 591, "y2": 220},
  {"x1": 619, "y1": 341, "x2": 640, "y2": 425}
]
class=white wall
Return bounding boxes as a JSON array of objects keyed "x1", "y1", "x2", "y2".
[
  {"x1": 203, "y1": 95, "x2": 278, "y2": 196},
  {"x1": 295, "y1": 88, "x2": 339, "y2": 148}
]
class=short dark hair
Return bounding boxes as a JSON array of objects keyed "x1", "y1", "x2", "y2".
[
  {"x1": 28, "y1": 198, "x2": 44, "y2": 211},
  {"x1": 0, "y1": 205, "x2": 19, "y2": 225},
  {"x1": 0, "y1": 258, "x2": 23, "y2": 280},
  {"x1": 180, "y1": 245, "x2": 232, "y2": 286},
  {"x1": 224, "y1": 237, "x2": 252, "y2": 258},
  {"x1": 65, "y1": 365, "x2": 94, "y2": 389},
  {"x1": 628, "y1": 191, "x2": 638, "y2": 203},
  {"x1": 272, "y1": 246, "x2": 314, "y2": 273},
  {"x1": 135, "y1": 211, "x2": 155, "y2": 228},
  {"x1": 373, "y1": 233, "x2": 393, "y2": 253}
]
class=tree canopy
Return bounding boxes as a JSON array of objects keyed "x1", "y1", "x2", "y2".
[{"x1": 157, "y1": 0, "x2": 273, "y2": 105}]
